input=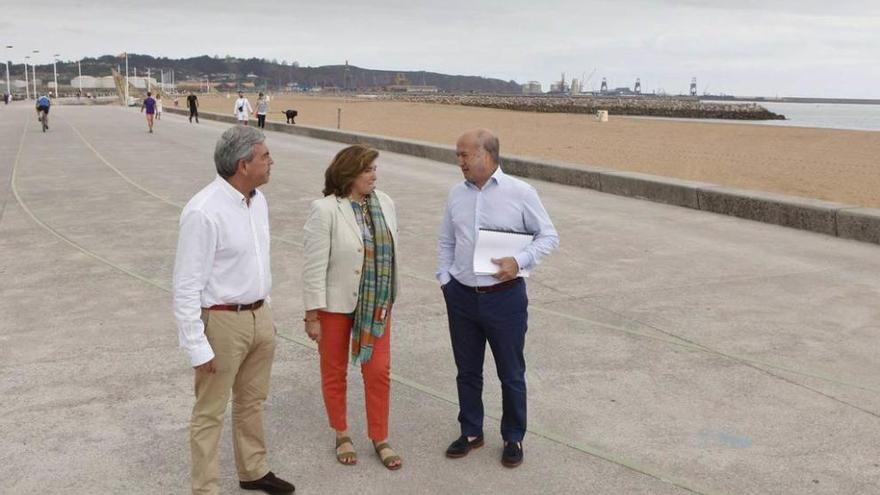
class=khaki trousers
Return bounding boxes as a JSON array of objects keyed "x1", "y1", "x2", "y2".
[{"x1": 191, "y1": 304, "x2": 276, "y2": 495}]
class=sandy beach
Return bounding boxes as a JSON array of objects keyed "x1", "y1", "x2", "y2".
[{"x1": 192, "y1": 94, "x2": 880, "y2": 208}]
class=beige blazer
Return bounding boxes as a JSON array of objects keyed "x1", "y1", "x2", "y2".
[{"x1": 302, "y1": 190, "x2": 399, "y2": 313}]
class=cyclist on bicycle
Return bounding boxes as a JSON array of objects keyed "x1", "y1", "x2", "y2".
[{"x1": 36, "y1": 94, "x2": 51, "y2": 130}]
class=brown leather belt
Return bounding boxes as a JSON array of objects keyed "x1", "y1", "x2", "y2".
[
  {"x1": 470, "y1": 278, "x2": 521, "y2": 294},
  {"x1": 206, "y1": 299, "x2": 264, "y2": 312}
]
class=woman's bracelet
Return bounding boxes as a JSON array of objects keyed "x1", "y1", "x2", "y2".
[{"x1": 303, "y1": 317, "x2": 320, "y2": 322}]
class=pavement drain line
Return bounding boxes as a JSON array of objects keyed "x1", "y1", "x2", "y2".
[
  {"x1": 62, "y1": 112, "x2": 880, "y2": 399},
  {"x1": 7, "y1": 112, "x2": 720, "y2": 495}
]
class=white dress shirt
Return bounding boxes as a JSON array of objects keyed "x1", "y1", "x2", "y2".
[
  {"x1": 437, "y1": 167, "x2": 559, "y2": 287},
  {"x1": 173, "y1": 176, "x2": 272, "y2": 366}
]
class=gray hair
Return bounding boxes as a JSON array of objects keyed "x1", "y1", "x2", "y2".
[
  {"x1": 475, "y1": 129, "x2": 500, "y2": 164},
  {"x1": 213, "y1": 126, "x2": 265, "y2": 177}
]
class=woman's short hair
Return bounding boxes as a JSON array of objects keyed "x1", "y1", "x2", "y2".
[{"x1": 323, "y1": 144, "x2": 379, "y2": 197}]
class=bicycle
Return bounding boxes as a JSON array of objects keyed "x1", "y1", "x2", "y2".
[{"x1": 38, "y1": 109, "x2": 49, "y2": 132}]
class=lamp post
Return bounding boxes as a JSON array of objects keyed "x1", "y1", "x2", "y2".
[
  {"x1": 123, "y1": 52, "x2": 129, "y2": 105},
  {"x1": 52, "y1": 53, "x2": 59, "y2": 98},
  {"x1": 32, "y1": 50, "x2": 38, "y2": 97},
  {"x1": 23, "y1": 55, "x2": 29, "y2": 99},
  {"x1": 78, "y1": 59, "x2": 82, "y2": 95},
  {"x1": 4, "y1": 45, "x2": 11, "y2": 98}
]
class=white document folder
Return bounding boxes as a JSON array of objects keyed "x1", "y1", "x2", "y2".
[{"x1": 473, "y1": 229, "x2": 534, "y2": 277}]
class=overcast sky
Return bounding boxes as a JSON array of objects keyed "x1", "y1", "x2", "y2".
[{"x1": 4, "y1": 0, "x2": 879, "y2": 98}]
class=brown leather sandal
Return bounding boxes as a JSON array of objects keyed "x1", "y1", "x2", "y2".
[
  {"x1": 373, "y1": 442, "x2": 402, "y2": 470},
  {"x1": 335, "y1": 436, "x2": 357, "y2": 465}
]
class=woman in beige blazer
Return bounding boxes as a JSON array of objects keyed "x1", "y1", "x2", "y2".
[{"x1": 302, "y1": 144, "x2": 402, "y2": 470}]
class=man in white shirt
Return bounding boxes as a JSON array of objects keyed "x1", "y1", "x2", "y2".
[
  {"x1": 233, "y1": 91, "x2": 254, "y2": 125},
  {"x1": 173, "y1": 126, "x2": 294, "y2": 494}
]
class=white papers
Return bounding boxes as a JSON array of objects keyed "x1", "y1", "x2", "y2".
[{"x1": 473, "y1": 229, "x2": 534, "y2": 277}]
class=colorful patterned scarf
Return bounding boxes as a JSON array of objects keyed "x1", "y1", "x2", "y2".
[{"x1": 350, "y1": 193, "x2": 395, "y2": 364}]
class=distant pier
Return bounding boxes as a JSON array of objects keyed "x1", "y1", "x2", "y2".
[{"x1": 378, "y1": 94, "x2": 786, "y2": 120}]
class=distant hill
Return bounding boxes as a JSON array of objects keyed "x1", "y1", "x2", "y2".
[{"x1": 30, "y1": 54, "x2": 522, "y2": 94}]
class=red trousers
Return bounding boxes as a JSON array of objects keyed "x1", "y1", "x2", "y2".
[{"x1": 318, "y1": 311, "x2": 391, "y2": 440}]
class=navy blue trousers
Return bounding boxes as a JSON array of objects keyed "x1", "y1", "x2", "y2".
[{"x1": 443, "y1": 276, "x2": 529, "y2": 442}]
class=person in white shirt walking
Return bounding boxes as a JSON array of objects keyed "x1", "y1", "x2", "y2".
[
  {"x1": 173, "y1": 125, "x2": 295, "y2": 495},
  {"x1": 233, "y1": 91, "x2": 254, "y2": 125}
]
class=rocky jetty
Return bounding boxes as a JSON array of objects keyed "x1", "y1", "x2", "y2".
[{"x1": 377, "y1": 94, "x2": 785, "y2": 120}]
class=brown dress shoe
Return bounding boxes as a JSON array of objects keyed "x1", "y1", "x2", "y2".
[{"x1": 239, "y1": 471, "x2": 295, "y2": 494}]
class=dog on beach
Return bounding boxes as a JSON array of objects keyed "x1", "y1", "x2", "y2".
[{"x1": 284, "y1": 109, "x2": 298, "y2": 124}]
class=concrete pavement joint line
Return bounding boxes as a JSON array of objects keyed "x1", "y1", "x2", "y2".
[
  {"x1": 267, "y1": 332, "x2": 711, "y2": 495},
  {"x1": 0, "y1": 116, "x2": 30, "y2": 227},
  {"x1": 10, "y1": 118, "x2": 168, "y2": 293},
  {"x1": 395, "y1": 269, "x2": 880, "y2": 397},
  {"x1": 534, "y1": 262, "x2": 867, "y2": 307},
  {"x1": 62, "y1": 114, "x2": 308, "y2": 250},
  {"x1": 9, "y1": 131, "x2": 710, "y2": 493},
  {"x1": 50, "y1": 112, "x2": 880, "y2": 398},
  {"x1": 532, "y1": 305, "x2": 880, "y2": 396},
  {"x1": 63, "y1": 116, "x2": 185, "y2": 209},
  {"x1": 578, "y1": 303, "x2": 880, "y2": 417}
]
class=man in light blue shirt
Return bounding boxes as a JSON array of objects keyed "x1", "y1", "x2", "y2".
[{"x1": 438, "y1": 128, "x2": 559, "y2": 468}]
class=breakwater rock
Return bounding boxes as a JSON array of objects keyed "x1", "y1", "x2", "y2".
[{"x1": 377, "y1": 94, "x2": 786, "y2": 120}]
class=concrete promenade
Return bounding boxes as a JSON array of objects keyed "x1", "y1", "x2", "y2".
[{"x1": 1, "y1": 103, "x2": 879, "y2": 494}]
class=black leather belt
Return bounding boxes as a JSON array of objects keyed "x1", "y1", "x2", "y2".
[{"x1": 468, "y1": 278, "x2": 521, "y2": 294}]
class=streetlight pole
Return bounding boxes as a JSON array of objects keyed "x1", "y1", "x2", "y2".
[
  {"x1": 124, "y1": 52, "x2": 129, "y2": 105},
  {"x1": 32, "y1": 50, "x2": 38, "y2": 97},
  {"x1": 78, "y1": 59, "x2": 82, "y2": 95},
  {"x1": 53, "y1": 53, "x2": 59, "y2": 98},
  {"x1": 31, "y1": 50, "x2": 40, "y2": 100},
  {"x1": 4, "y1": 45, "x2": 11, "y2": 98},
  {"x1": 23, "y1": 55, "x2": 30, "y2": 99}
]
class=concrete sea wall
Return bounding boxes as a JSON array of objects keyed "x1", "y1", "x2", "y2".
[{"x1": 165, "y1": 107, "x2": 879, "y2": 245}]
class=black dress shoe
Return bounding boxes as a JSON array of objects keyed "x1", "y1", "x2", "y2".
[
  {"x1": 239, "y1": 471, "x2": 295, "y2": 494},
  {"x1": 445, "y1": 435, "x2": 485, "y2": 458},
  {"x1": 502, "y1": 442, "x2": 523, "y2": 468}
]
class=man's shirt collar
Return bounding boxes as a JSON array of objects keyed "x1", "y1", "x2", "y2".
[
  {"x1": 215, "y1": 176, "x2": 256, "y2": 206},
  {"x1": 465, "y1": 165, "x2": 505, "y2": 190}
]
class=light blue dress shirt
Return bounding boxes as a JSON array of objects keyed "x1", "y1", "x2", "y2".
[{"x1": 437, "y1": 167, "x2": 559, "y2": 287}]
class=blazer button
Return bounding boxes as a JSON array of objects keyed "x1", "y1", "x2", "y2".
[
  {"x1": 355, "y1": 270, "x2": 360, "y2": 275},
  {"x1": 357, "y1": 247, "x2": 362, "y2": 252},
  {"x1": 352, "y1": 292, "x2": 358, "y2": 297}
]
